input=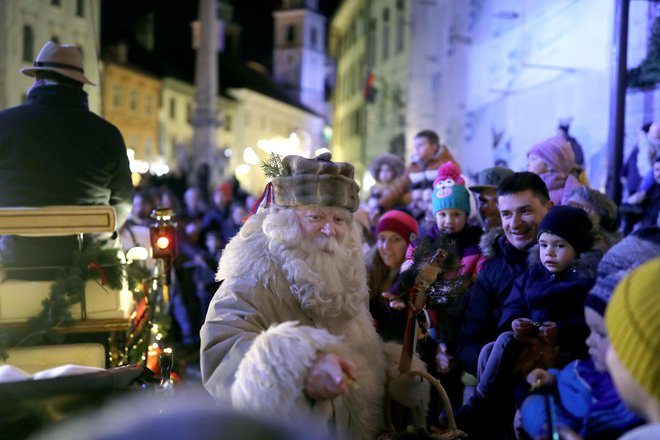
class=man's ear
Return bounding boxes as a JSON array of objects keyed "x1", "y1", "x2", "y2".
[{"x1": 545, "y1": 200, "x2": 554, "y2": 211}]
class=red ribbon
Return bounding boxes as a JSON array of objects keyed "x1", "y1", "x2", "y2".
[{"x1": 87, "y1": 262, "x2": 108, "y2": 285}]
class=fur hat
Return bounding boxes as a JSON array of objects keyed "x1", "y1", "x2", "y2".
[
  {"x1": 368, "y1": 153, "x2": 405, "y2": 182},
  {"x1": 432, "y1": 166, "x2": 471, "y2": 217},
  {"x1": 605, "y1": 258, "x2": 660, "y2": 402},
  {"x1": 375, "y1": 210, "x2": 419, "y2": 244},
  {"x1": 20, "y1": 41, "x2": 94, "y2": 85},
  {"x1": 468, "y1": 166, "x2": 514, "y2": 192},
  {"x1": 527, "y1": 136, "x2": 575, "y2": 174},
  {"x1": 537, "y1": 205, "x2": 594, "y2": 254},
  {"x1": 271, "y1": 153, "x2": 359, "y2": 212}
]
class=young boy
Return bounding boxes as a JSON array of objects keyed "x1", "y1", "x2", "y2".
[
  {"x1": 605, "y1": 258, "x2": 660, "y2": 439},
  {"x1": 458, "y1": 206, "x2": 600, "y2": 429},
  {"x1": 521, "y1": 269, "x2": 643, "y2": 439}
]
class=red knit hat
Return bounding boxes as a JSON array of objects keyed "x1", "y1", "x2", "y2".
[
  {"x1": 375, "y1": 210, "x2": 419, "y2": 244},
  {"x1": 215, "y1": 182, "x2": 233, "y2": 200}
]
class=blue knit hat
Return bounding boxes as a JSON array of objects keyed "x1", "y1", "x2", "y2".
[{"x1": 432, "y1": 183, "x2": 471, "y2": 216}]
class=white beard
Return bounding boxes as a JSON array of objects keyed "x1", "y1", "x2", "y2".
[{"x1": 261, "y1": 208, "x2": 368, "y2": 320}]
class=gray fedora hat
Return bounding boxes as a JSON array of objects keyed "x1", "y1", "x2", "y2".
[
  {"x1": 468, "y1": 166, "x2": 514, "y2": 192},
  {"x1": 21, "y1": 41, "x2": 94, "y2": 85}
]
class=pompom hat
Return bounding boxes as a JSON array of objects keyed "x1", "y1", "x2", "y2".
[
  {"x1": 527, "y1": 136, "x2": 576, "y2": 174},
  {"x1": 605, "y1": 258, "x2": 660, "y2": 402},
  {"x1": 375, "y1": 210, "x2": 419, "y2": 244},
  {"x1": 432, "y1": 162, "x2": 471, "y2": 215},
  {"x1": 537, "y1": 205, "x2": 594, "y2": 254}
]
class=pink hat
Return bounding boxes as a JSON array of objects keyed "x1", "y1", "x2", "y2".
[
  {"x1": 375, "y1": 210, "x2": 419, "y2": 244},
  {"x1": 527, "y1": 136, "x2": 575, "y2": 174}
]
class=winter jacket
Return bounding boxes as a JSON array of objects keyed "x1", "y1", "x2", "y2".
[
  {"x1": 378, "y1": 147, "x2": 458, "y2": 210},
  {"x1": 522, "y1": 358, "x2": 642, "y2": 439},
  {"x1": 200, "y1": 212, "x2": 429, "y2": 440},
  {"x1": 0, "y1": 83, "x2": 133, "y2": 278},
  {"x1": 457, "y1": 229, "x2": 529, "y2": 376},
  {"x1": 499, "y1": 248, "x2": 601, "y2": 361}
]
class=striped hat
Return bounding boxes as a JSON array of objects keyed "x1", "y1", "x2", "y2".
[
  {"x1": 272, "y1": 153, "x2": 360, "y2": 212},
  {"x1": 605, "y1": 258, "x2": 660, "y2": 402}
]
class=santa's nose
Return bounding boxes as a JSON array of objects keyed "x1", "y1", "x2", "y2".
[{"x1": 321, "y1": 223, "x2": 335, "y2": 236}]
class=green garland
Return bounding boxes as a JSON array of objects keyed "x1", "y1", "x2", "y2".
[
  {"x1": 0, "y1": 242, "x2": 145, "y2": 360},
  {"x1": 628, "y1": 16, "x2": 660, "y2": 89}
]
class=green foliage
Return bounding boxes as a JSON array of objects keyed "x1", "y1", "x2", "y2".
[
  {"x1": 260, "y1": 153, "x2": 288, "y2": 179},
  {"x1": 628, "y1": 17, "x2": 660, "y2": 89},
  {"x1": 0, "y1": 242, "x2": 143, "y2": 360}
]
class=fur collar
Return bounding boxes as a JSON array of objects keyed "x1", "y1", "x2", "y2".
[{"x1": 479, "y1": 227, "x2": 504, "y2": 259}]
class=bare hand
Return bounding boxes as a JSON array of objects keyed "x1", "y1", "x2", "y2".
[
  {"x1": 436, "y1": 343, "x2": 457, "y2": 373},
  {"x1": 512, "y1": 318, "x2": 535, "y2": 337},
  {"x1": 539, "y1": 321, "x2": 558, "y2": 346},
  {"x1": 304, "y1": 353, "x2": 357, "y2": 401},
  {"x1": 382, "y1": 292, "x2": 406, "y2": 310},
  {"x1": 526, "y1": 368, "x2": 555, "y2": 388}
]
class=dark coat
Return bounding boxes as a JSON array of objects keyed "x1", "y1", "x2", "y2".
[
  {"x1": 457, "y1": 229, "x2": 529, "y2": 376},
  {"x1": 0, "y1": 83, "x2": 133, "y2": 277},
  {"x1": 499, "y1": 248, "x2": 601, "y2": 361}
]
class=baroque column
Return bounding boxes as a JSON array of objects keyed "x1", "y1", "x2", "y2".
[{"x1": 190, "y1": 0, "x2": 221, "y2": 189}]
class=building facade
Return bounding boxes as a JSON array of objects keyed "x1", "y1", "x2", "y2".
[{"x1": 0, "y1": 0, "x2": 101, "y2": 112}]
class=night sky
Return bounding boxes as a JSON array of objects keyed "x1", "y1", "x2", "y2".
[{"x1": 101, "y1": 0, "x2": 341, "y2": 71}]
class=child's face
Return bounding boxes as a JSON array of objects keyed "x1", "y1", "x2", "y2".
[
  {"x1": 653, "y1": 161, "x2": 660, "y2": 184},
  {"x1": 538, "y1": 232, "x2": 576, "y2": 273},
  {"x1": 527, "y1": 153, "x2": 549, "y2": 174},
  {"x1": 584, "y1": 306, "x2": 608, "y2": 372},
  {"x1": 378, "y1": 164, "x2": 395, "y2": 183},
  {"x1": 435, "y1": 208, "x2": 467, "y2": 234},
  {"x1": 606, "y1": 345, "x2": 647, "y2": 419}
]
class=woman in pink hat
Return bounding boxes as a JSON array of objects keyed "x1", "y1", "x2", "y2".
[{"x1": 527, "y1": 135, "x2": 585, "y2": 206}]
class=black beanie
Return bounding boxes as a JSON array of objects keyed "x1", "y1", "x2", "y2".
[{"x1": 537, "y1": 205, "x2": 594, "y2": 254}]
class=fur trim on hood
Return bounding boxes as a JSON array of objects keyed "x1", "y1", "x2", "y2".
[{"x1": 479, "y1": 227, "x2": 503, "y2": 259}]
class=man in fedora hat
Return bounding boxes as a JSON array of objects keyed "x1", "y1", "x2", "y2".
[
  {"x1": 201, "y1": 153, "x2": 429, "y2": 440},
  {"x1": 468, "y1": 166, "x2": 514, "y2": 232},
  {"x1": 0, "y1": 41, "x2": 133, "y2": 280}
]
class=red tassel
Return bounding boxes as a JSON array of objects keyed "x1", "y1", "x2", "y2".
[{"x1": 87, "y1": 262, "x2": 108, "y2": 285}]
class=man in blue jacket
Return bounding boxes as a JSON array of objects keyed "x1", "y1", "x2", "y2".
[
  {"x1": 458, "y1": 172, "x2": 552, "y2": 376},
  {"x1": 0, "y1": 42, "x2": 133, "y2": 280}
]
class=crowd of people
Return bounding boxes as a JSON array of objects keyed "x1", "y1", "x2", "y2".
[{"x1": 1, "y1": 41, "x2": 659, "y2": 440}]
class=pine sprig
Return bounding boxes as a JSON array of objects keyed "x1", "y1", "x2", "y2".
[{"x1": 260, "y1": 153, "x2": 288, "y2": 179}]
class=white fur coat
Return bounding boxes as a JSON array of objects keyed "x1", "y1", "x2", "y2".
[{"x1": 200, "y1": 213, "x2": 429, "y2": 440}]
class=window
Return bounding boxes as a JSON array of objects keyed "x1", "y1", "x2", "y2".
[
  {"x1": 224, "y1": 114, "x2": 232, "y2": 131},
  {"x1": 396, "y1": 13, "x2": 405, "y2": 53},
  {"x1": 51, "y1": 36, "x2": 60, "y2": 44},
  {"x1": 382, "y1": 23, "x2": 390, "y2": 61},
  {"x1": 186, "y1": 103, "x2": 192, "y2": 121},
  {"x1": 169, "y1": 98, "x2": 176, "y2": 119},
  {"x1": 286, "y1": 25, "x2": 296, "y2": 44},
  {"x1": 51, "y1": 0, "x2": 61, "y2": 6},
  {"x1": 129, "y1": 89, "x2": 137, "y2": 112},
  {"x1": 145, "y1": 94, "x2": 153, "y2": 115},
  {"x1": 145, "y1": 138, "x2": 153, "y2": 159},
  {"x1": 76, "y1": 0, "x2": 84, "y2": 17},
  {"x1": 311, "y1": 27, "x2": 317, "y2": 49},
  {"x1": 22, "y1": 26, "x2": 34, "y2": 62},
  {"x1": 112, "y1": 84, "x2": 121, "y2": 108},
  {"x1": 367, "y1": 20, "x2": 376, "y2": 68}
]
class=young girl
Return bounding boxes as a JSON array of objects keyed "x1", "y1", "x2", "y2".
[{"x1": 365, "y1": 153, "x2": 405, "y2": 223}]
